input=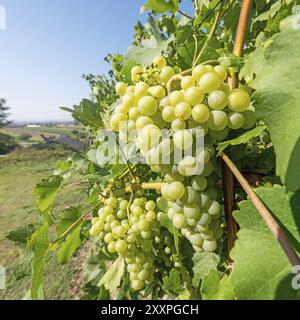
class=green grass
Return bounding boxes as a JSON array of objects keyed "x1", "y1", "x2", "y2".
[{"x1": 0, "y1": 146, "x2": 87, "y2": 300}]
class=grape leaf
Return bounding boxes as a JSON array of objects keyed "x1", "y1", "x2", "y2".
[
  {"x1": 201, "y1": 270, "x2": 235, "y2": 300},
  {"x1": 162, "y1": 268, "x2": 183, "y2": 295},
  {"x1": 192, "y1": 252, "x2": 220, "y2": 287},
  {"x1": 7, "y1": 224, "x2": 37, "y2": 248},
  {"x1": 226, "y1": 185, "x2": 300, "y2": 299},
  {"x1": 98, "y1": 258, "x2": 125, "y2": 292},
  {"x1": 142, "y1": 0, "x2": 179, "y2": 14},
  {"x1": 28, "y1": 222, "x2": 50, "y2": 300},
  {"x1": 243, "y1": 20, "x2": 300, "y2": 191},
  {"x1": 33, "y1": 175, "x2": 63, "y2": 212},
  {"x1": 56, "y1": 206, "x2": 82, "y2": 237},
  {"x1": 216, "y1": 125, "x2": 266, "y2": 154}
]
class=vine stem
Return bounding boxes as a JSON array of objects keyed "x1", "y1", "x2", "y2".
[
  {"x1": 223, "y1": 0, "x2": 253, "y2": 256},
  {"x1": 221, "y1": 153, "x2": 300, "y2": 267}
]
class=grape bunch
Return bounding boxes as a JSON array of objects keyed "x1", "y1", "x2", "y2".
[{"x1": 90, "y1": 196, "x2": 176, "y2": 291}]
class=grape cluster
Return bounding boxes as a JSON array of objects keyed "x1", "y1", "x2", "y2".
[
  {"x1": 108, "y1": 57, "x2": 255, "y2": 261},
  {"x1": 90, "y1": 196, "x2": 175, "y2": 291}
]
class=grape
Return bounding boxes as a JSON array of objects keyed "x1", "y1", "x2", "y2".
[
  {"x1": 214, "y1": 65, "x2": 227, "y2": 81},
  {"x1": 115, "y1": 239, "x2": 128, "y2": 254},
  {"x1": 197, "y1": 213, "x2": 212, "y2": 227},
  {"x1": 136, "y1": 116, "x2": 153, "y2": 130},
  {"x1": 138, "y1": 269, "x2": 149, "y2": 281},
  {"x1": 141, "y1": 230, "x2": 152, "y2": 239},
  {"x1": 153, "y1": 56, "x2": 167, "y2": 69},
  {"x1": 107, "y1": 241, "x2": 116, "y2": 253},
  {"x1": 160, "y1": 66, "x2": 175, "y2": 84},
  {"x1": 228, "y1": 89, "x2": 251, "y2": 112},
  {"x1": 138, "y1": 219, "x2": 149, "y2": 231},
  {"x1": 183, "y1": 204, "x2": 200, "y2": 219},
  {"x1": 191, "y1": 176, "x2": 207, "y2": 191},
  {"x1": 148, "y1": 85, "x2": 166, "y2": 99},
  {"x1": 135, "y1": 81, "x2": 149, "y2": 98},
  {"x1": 122, "y1": 93, "x2": 136, "y2": 109},
  {"x1": 181, "y1": 76, "x2": 195, "y2": 90},
  {"x1": 162, "y1": 106, "x2": 176, "y2": 122},
  {"x1": 139, "y1": 124, "x2": 161, "y2": 149},
  {"x1": 116, "y1": 82, "x2": 127, "y2": 96},
  {"x1": 192, "y1": 104, "x2": 210, "y2": 123},
  {"x1": 207, "y1": 90, "x2": 228, "y2": 110},
  {"x1": 180, "y1": 186, "x2": 199, "y2": 204},
  {"x1": 169, "y1": 90, "x2": 185, "y2": 106},
  {"x1": 172, "y1": 213, "x2": 188, "y2": 229},
  {"x1": 218, "y1": 83, "x2": 230, "y2": 95},
  {"x1": 228, "y1": 112, "x2": 245, "y2": 129},
  {"x1": 145, "y1": 200, "x2": 156, "y2": 211},
  {"x1": 131, "y1": 279, "x2": 144, "y2": 291},
  {"x1": 205, "y1": 65, "x2": 214, "y2": 72},
  {"x1": 177, "y1": 156, "x2": 198, "y2": 176},
  {"x1": 197, "y1": 148, "x2": 211, "y2": 164},
  {"x1": 171, "y1": 118, "x2": 186, "y2": 131},
  {"x1": 242, "y1": 110, "x2": 256, "y2": 129},
  {"x1": 126, "y1": 85, "x2": 135, "y2": 94},
  {"x1": 110, "y1": 113, "x2": 127, "y2": 132},
  {"x1": 185, "y1": 86, "x2": 204, "y2": 106},
  {"x1": 104, "y1": 233, "x2": 114, "y2": 243},
  {"x1": 198, "y1": 71, "x2": 222, "y2": 93},
  {"x1": 173, "y1": 130, "x2": 193, "y2": 150},
  {"x1": 128, "y1": 107, "x2": 142, "y2": 121},
  {"x1": 192, "y1": 64, "x2": 207, "y2": 81},
  {"x1": 138, "y1": 96, "x2": 158, "y2": 116},
  {"x1": 207, "y1": 111, "x2": 228, "y2": 131},
  {"x1": 175, "y1": 102, "x2": 192, "y2": 120},
  {"x1": 202, "y1": 239, "x2": 217, "y2": 252},
  {"x1": 146, "y1": 210, "x2": 156, "y2": 222},
  {"x1": 188, "y1": 233, "x2": 203, "y2": 247}
]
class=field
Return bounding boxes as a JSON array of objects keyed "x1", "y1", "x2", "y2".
[{"x1": 0, "y1": 146, "x2": 87, "y2": 300}]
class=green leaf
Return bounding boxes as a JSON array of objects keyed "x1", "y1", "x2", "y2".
[
  {"x1": 226, "y1": 185, "x2": 300, "y2": 299},
  {"x1": 61, "y1": 99, "x2": 103, "y2": 129},
  {"x1": 28, "y1": 222, "x2": 50, "y2": 300},
  {"x1": 33, "y1": 175, "x2": 63, "y2": 212},
  {"x1": 143, "y1": 0, "x2": 179, "y2": 14},
  {"x1": 56, "y1": 206, "x2": 82, "y2": 237},
  {"x1": 56, "y1": 224, "x2": 82, "y2": 264},
  {"x1": 126, "y1": 36, "x2": 169, "y2": 67},
  {"x1": 7, "y1": 224, "x2": 37, "y2": 248},
  {"x1": 216, "y1": 126, "x2": 266, "y2": 154},
  {"x1": 244, "y1": 22, "x2": 300, "y2": 191},
  {"x1": 98, "y1": 258, "x2": 125, "y2": 292},
  {"x1": 162, "y1": 268, "x2": 183, "y2": 295},
  {"x1": 192, "y1": 252, "x2": 220, "y2": 287},
  {"x1": 201, "y1": 270, "x2": 235, "y2": 300},
  {"x1": 159, "y1": 212, "x2": 180, "y2": 252}
]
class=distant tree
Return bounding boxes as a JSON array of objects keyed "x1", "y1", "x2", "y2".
[
  {"x1": 0, "y1": 98, "x2": 11, "y2": 128},
  {"x1": 19, "y1": 133, "x2": 32, "y2": 142}
]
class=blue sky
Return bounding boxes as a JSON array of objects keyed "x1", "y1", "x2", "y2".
[{"x1": 0, "y1": 0, "x2": 193, "y2": 122}]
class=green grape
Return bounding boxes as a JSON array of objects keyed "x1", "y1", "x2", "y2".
[
  {"x1": 173, "y1": 130, "x2": 193, "y2": 150},
  {"x1": 198, "y1": 71, "x2": 222, "y2": 93},
  {"x1": 164, "y1": 171, "x2": 184, "y2": 183},
  {"x1": 167, "y1": 207, "x2": 176, "y2": 219},
  {"x1": 138, "y1": 219, "x2": 149, "y2": 231},
  {"x1": 127, "y1": 233, "x2": 136, "y2": 244},
  {"x1": 183, "y1": 204, "x2": 200, "y2": 219},
  {"x1": 199, "y1": 192, "x2": 211, "y2": 208},
  {"x1": 160, "y1": 66, "x2": 175, "y2": 84},
  {"x1": 104, "y1": 232, "x2": 114, "y2": 244},
  {"x1": 228, "y1": 89, "x2": 251, "y2": 112},
  {"x1": 171, "y1": 118, "x2": 186, "y2": 131},
  {"x1": 116, "y1": 82, "x2": 127, "y2": 96},
  {"x1": 145, "y1": 200, "x2": 155, "y2": 211},
  {"x1": 191, "y1": 176, "x2": 207, "y2": 192},
  {"x1": 191, "y1": 104, "x2": 210, "y2": 124},
  {"x1": 218, "y1": 83, "x2": 230, "y2": 95},
  {"x1": 139, "y1": 124, "x2": 161, "y2": 150},
  {"x1": 141, "y1": 230, "x2": 152, "y2": 239},
  {"x1": 159, "y1": 96, "x2": 171, "y2": 109},
  {"x1": 207, "y1": 200, "x2": 221, "y2": 216},
  {"x1": 134, "y1": 81, "x2": 149, "y2": 98},
  {"x1": 188, "y1": 233, "x2": 204, "y2": 247},
  {"x1": 181, "y1": 76, "x2": 195, "y2": 90},
  {"x1": 177, "y1": 156, "x2": 198, "y2": 176},
  {"x1": 106, "y1": 214, "x2": 115, "y2": 223},
  {"x1": 138, "y1": 96, "x2": 158, "y2": 116},
  {"x1": 115, "y1": 239, "x2": 128, "y2": 254},
  {"x1": 141, "y1": 239, "x2": 152, "y2": 252},
  {"x1": 205, "y1": 65, "x2": 214, "y2": 72},
  {"x1": 110, "y1": 112, "x2": 127, "y2": 132},
  {"x1": 107, "y1": 241, "x2": 116, "y2": 253},
  {"x1": 207, "y1": 110, "x2": 228, "y2": 131},
  {"x1": 175, "y1": 102, "x2": 192, "y2": 120},
  {"x1": 128, "y1": 107, "x2": 142, "y2": 121},
  {"x1": 184, "y1": 86, "x2": 204, "y2": 106},
  {"x1": 192, "y1": 64, "x2": 207, "y2": 81},
  {"x1": 145, "y1": 210, "x2": 156, "y2": 222},
  {"x1": 138, "y1": 269, "x2": 149, "y2": 281},
  {"x1": 228, "y1": 112, "x2": 245, "y2": 129},
  {"x1": 202, "y1": 239, "x2": 217, "y2": 252},
  {"x1": 115, "y1": 104, "x2": 129, "y2": 114},
  {"x1": 153, "y1": 56, "x2": 167, "y2": 69},
  {"x1": 187, "y1": 218, "x2": 197, "y2": 227},
  {"x1": 165, "y1": 247, "x2": 172, "y2": 255},
  {"x1": 242, "y1": 110, "x2": 256, "y2": 129},
  {"x1": 162, "y1": 106, "x2": 176, "y2": 122},
  {"x1": 180, "y1": 186, "x2": 199, "y2": 204},
  {"x1": 197, "y1": 213, "x2": 212, "y2": 227},
  {"x1": 214, "y1": 65, "x2": 227, "y2": 81},
  {"x1": 131, "y1": 65, "x2": 143, "y2": 78},
  {"x1": 172, "y1": 213, "x2": 188, "y2": 229},
  {"x1": 126, "y1": 85, "x2": 135, "y2": 94},
  {"x1": 131, "y1": 279, "x2": 144, "y2": 291},
  {"x1": 122, "y1": 93, "x2": 136, "y2": 109},
  {"x1": 197, "y1": 148, "x2": 211, "y2": 164},
  {"x1": 207, "y1": 90, "x2": 228, "y2": 110},
  {"x1": 132, "y1": 206, "x2": 143, "y2": 216},
  {"x1": 148, "y1": 85, "x2": 166, "y2": 99},
  {"x1": 172, "y1": 202, "x2": 183, "y2": 213},
  {"x1": 169, "y1": 90, "x2": 185, "y2": 106}
]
